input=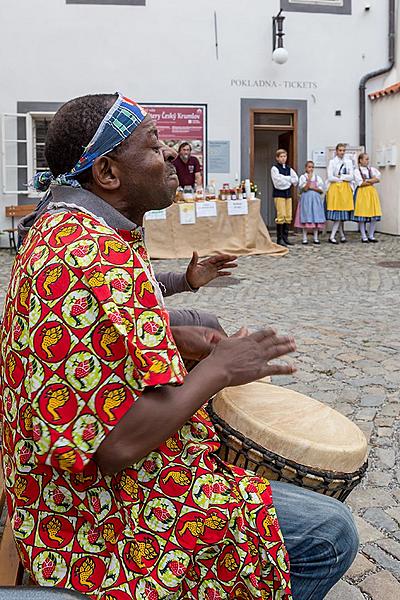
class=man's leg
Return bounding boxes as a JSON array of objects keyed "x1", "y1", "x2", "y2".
[
  {"x1": 285, "y1": 197, "x2": 293, "y2": 224},
  {"x1": 275, "y1": 198, "x2": 286, "y2": 245},
  {"x1": 270, "y1": 480, "x2": 359, "y2": 600},
  {"x1": 282, "y1": 199, "x2": 294, "y2": 246}
]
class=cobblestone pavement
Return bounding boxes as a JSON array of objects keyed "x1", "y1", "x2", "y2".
[{"x1": 1, "y1": 232, "x2": 400, "y2": 598}]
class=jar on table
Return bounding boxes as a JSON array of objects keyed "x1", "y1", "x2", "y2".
[
  {"x1": 183, "y1": 186, "x2": 194, "y2": 202},
  {"x1": 195, "y1": 186, "x2": 204, "y2": 202}
]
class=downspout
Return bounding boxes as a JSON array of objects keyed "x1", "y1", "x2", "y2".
[{"x1": 359, "y1": 0, "x2": 396, "y2": 148}]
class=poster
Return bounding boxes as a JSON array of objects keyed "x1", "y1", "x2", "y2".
[
  {"x1": 143, "y1": 104, "x2": 207, "y2": 181},
  {"x1": 208, "y1": 140, "x2": 230, "y2": 173}
]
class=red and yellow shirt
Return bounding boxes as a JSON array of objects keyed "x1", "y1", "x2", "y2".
[{"x1": 0, "y1": 208, "x2": 291, "y2": 599}]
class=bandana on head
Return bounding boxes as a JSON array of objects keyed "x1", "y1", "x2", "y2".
[{"x1": 32, "y1": 93, "x2": 147, "y2": 192}]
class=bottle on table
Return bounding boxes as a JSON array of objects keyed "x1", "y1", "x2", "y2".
[
  {"x1": 205, "y1": 182, "x2": 216, "y2": 201},
  {"x1": 175, "y1": 186, "x2": 184, "y2": 202}
]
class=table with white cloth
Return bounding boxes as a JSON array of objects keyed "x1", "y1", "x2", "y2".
[{"x1": 144, "y1": 199, "x2": 287, "y2": 259}]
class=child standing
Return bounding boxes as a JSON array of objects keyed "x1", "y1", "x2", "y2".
[
  {"x1": 271, "y1": 149, "x2": 298, "y2": 246},
  {"x1": 326, "y1": 143, "x2": 354, "y2": 244},
  {"x1": 294, "y1": 160, "x2": 326, "y2": 245},
  {"x1": 352, "y1": 153, "x2": 382, "y2": 243}
]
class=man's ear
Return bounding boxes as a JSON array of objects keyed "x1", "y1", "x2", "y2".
[{"x1": 91, "y1": 156, "x2": 121, "y2": 191}]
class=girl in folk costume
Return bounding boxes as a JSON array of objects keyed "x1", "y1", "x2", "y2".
[
  {"x1": 352, "y1": 153, "x2": 382, "y2": 243},
  {"x1": 326, "y1": 143, "x2": 354, "y2": 244},
  {"x1": 271, "y1": 148, "x2": 299, "y2": 246},
  {"x1": 294, "y1": 160, "x2": 326, "y2": 245}
]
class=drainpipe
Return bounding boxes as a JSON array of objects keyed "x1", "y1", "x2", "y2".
[{"x1": 359, "y1": 0, "x2": 396, "y2": 148}]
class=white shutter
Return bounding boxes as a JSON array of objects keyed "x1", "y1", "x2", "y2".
[
  {"x1": 0, "y1": 112, "x2": 31, "y2": 195},
  {"x1": 1, "y1": 111, "x2": 55, "y2": 197}
]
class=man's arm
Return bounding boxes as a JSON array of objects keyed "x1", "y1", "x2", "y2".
[
  {"x1": 156, "y1": 271, "x2": 195, "y2": 296},
  {"x1": 95, "y1": 329, "x2": 296, "y2": 475},
  {"x1": 327, "y1": 160, "x2": 341, "y2": 183},
  {"x1": 195, "y1": 171, "x2": 203, "y2": 187},
  {"x1": 156, "y1": 252, "x2": 238, "y2": 296},
  {"x1": 194, "y1": 157, "x2": 202, "y2": 187},
  {"x1": 271, "y1": 166, "x2": 292, "y2": 189}
]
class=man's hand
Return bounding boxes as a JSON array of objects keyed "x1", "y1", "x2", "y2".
[
  {"x1": 186, "y1": 251, "x2": 238, "y2": 289},
  {"x1": 208, "y1": 328, "x2": 296, "y2": 387},
  {"x1": 171, "y1": 326, "x2": 225, "y2": 361}
]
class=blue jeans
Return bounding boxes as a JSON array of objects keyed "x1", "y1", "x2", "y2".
[{"x1": 270, "y1": 481, "x2": 359, "y2": 600}]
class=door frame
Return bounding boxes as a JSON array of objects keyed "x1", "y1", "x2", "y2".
[
  {"x1": 250, "y1": 108, "x2": 298, "y2": 181},
  {"x1": 241, "y1": 98, "x2": 307, "y2": 186}
]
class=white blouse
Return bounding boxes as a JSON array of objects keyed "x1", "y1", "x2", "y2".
[
  {"x1": 327, "y1": 155, "x2": 354, "y2": 183},
  {"x1": 271, "y1": 166, "x2": 299, "y2": 190},
  {"x1": 299, "y1": 173, "x2": 325, "y2": 193},
  {"x1": 354, "y1": 166, "x2": 381, "y2": 187}
]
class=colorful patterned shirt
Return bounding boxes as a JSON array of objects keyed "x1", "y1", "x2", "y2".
[{"x1": 0, "y1": 191, "x2": 291, "y2": 599}]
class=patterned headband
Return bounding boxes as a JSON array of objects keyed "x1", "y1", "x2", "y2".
[{"x1": 32, "y1": 93, "x2": 147, "y2": 192}]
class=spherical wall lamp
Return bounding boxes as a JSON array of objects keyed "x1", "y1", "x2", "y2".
[
  {"x1": 272, "y1": 47, "x2": 289, "y2": 64},
  {"x1": 272, "y1": 10, "x2": 288, "y2": 64}
]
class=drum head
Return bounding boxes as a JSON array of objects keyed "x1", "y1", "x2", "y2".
[{"x1": 213, "y1": 379, "x2": 368, "y2": 474}]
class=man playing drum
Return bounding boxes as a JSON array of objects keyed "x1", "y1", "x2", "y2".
[{"x1": 0, "y1": 93, "x2": 358, "y2": 599}]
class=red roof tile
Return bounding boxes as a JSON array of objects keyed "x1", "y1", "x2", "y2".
[{"x1": 369, "y1": 82, "x2": 400, "y2": 100}]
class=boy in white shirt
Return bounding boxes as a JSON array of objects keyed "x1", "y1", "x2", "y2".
[{"x1": 271, "y1": 149, "x2": 299, "y2": 246}]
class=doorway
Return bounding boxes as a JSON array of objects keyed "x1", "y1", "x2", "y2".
[{"x1": 251, "y1": 110, "x2": 297, "y2": 228}]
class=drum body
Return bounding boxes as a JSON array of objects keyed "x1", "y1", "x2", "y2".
[{"x1": 209, "y1": 379, "x2": 368, "y2": 502}]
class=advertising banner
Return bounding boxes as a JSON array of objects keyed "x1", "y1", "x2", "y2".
[{"x1": 143, "y1": 104, "x2": 207, "y2": 182}]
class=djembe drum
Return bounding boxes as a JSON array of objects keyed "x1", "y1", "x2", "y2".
[{"x1": 208, "y1": 378, "x2": 368, "y2": 501}]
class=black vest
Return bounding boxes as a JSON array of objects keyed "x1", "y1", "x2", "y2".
[{"x1": 273, "y1": 163, "x2": 292, "y2": 198}]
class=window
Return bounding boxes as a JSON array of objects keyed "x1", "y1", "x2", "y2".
[
  {"x1": 280, "y1": 0, "x2": 351, "y2": 14},
  {"x1": 66, "y1": 1, "x2": 146, "y2": 5},
  {"x1": 1, "y1": 112, "x2": 55, "y2": 196},
  {"x1": 254, "y1": 113, "x2": 293, "y2": 127},
  {"x1": 32, "y1": 115, "x2": 53, "y2": 175}
]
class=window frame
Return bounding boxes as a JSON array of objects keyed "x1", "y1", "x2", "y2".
[{"x1": 280, "y1": 0, "x2": 352, "y2": 14}]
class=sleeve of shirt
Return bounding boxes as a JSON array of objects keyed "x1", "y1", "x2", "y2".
[
  {"x1": 290, "y1": 169, "x2": 299, "y2": 186},
  {"x1": 327, "y1": 159, "x2": 339, "y2": 182},
  {"x1": 29, "y1": 212, "x2": 186, "y2": 473},
  {"x1": 372, "y1": 167, "x2": 381, "y2": 180},
  {"x1": 271, "y1": 166, "x2": 291, "y2": 190},
  {"x1": 317, "y1": 176, "x2": 325, "y2": 191},
  {"x1": 194, "y1": 157, "x2": 202, "y2": 173},
  {"x1": 156, "y1": 271, "x2": 197, "y2": 297},
  {"x1": 298, "y1": 174, "x2": 307, "y2": 191}
]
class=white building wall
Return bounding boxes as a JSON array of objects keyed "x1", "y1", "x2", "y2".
[
  {"x1": 368, "y1": 1, "x2": 400, "y2": 235},
  {"x1": 371, "y1": 95, "x2": 400, "y2": 235},
  {"x1": 0, "y1": 0, "x2": 393, "y2": 237}
]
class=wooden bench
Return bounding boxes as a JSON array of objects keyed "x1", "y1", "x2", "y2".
[
  {"x1": 3, "y1": 204, "x2": 37, "y2": 253},
  {"x1": 0, "y1": 469, "x2": 23, "y2": 586}
]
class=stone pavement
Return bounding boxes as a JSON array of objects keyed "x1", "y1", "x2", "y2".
[{"x1": 1, "y1": 231, "x2": 400, "y2": 598}]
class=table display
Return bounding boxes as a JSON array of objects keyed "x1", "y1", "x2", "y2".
[{"x1": 144, "y1": 199, "x2": 287, "y2": 259}]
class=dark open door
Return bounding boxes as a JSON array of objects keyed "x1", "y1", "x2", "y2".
[{"x1": 278, "y1": 131, "x2": 297, "y2": 226}]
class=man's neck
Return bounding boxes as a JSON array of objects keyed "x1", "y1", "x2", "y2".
[{"x1": 51, "y1": 185, "x2": 141, "y2": 229}]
